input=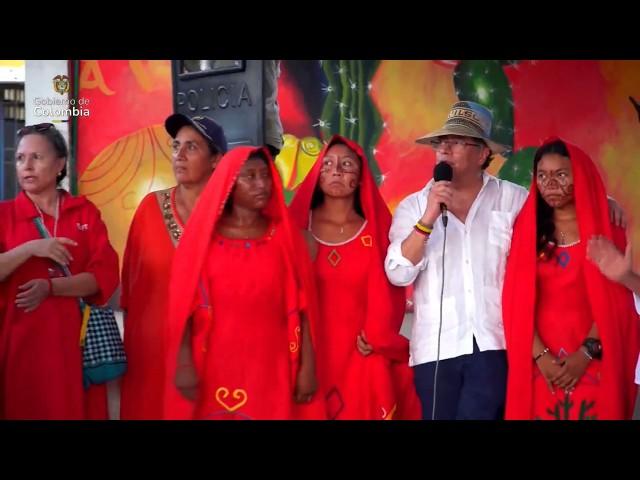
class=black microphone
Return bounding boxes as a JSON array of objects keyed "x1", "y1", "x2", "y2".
[
  {"x1": 430, "y1": 161, "x2": 453, "y2": 419},
  {"x1": 433, "y1": 162, "x2": 453, "y2": 227}
]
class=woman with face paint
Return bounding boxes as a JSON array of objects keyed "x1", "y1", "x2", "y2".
[
  {"x1": 502, "y1": 138, "x2": 639, "y2": 420},
  {"x1": 289, "y1": 135, "x2": 421, "y2": 420}
]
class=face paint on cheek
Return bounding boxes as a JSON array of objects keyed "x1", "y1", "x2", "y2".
[
  {"x1": 559, "y1": 183, "x2": 574, "y2": 197},
  {"x1": 540, "y1": 182, "x2": 574, "y2": 207},
  {"x1": 318, "y1": 173, "x2": 330, "y2": 188},
  {"x1": 538, "y1": 183, "x2": 551, "y2": 196},
  {"x1": 344, "y1": 168, "x2": 360, "y2": 189}
]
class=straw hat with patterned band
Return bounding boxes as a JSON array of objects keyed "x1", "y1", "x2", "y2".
[{"x1": 416, "y1": 101, "x2": 510, "y2": 154}]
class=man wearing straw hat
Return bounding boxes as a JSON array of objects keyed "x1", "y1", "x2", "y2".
[
  {"x1": 385, "y1": 100, "x2": 626, "y2": 420},
  {"x1": 385, "y1": 101, "x2": 525, "y2": 420}
]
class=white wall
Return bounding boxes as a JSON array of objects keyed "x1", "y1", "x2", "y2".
[
  {"x1": 23, "y1": 61, "x2": 125, "y2": 419},
  {"x1": 25, "y1": 60, "x2": 70, "y2": 191}
]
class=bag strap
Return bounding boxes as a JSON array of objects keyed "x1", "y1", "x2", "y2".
[{"x1": 33, "y1": 217, "x2": 91, "y2": 347}]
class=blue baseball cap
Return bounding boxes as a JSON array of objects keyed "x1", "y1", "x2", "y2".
[{"x1": 165, "y1": 113, "x2": 228, "y2": 154}]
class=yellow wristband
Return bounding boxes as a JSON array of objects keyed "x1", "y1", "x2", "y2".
[{"x1": 415, "y1": 222, "x2": 433, "y2": 234}]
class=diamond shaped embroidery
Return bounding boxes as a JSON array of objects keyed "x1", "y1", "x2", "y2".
[
  {"x1": 361, "y1": 235, "x2": 373, "y2": 247},
  {"x1": 327, "y1": 248, "x2": 341, "y2": 267},
  {"x1": 325, "y1": 387, "x2": 344, "y2": 420}
]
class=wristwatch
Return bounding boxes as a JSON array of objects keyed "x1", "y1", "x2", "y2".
[{"x1": 581, "y1": 337, "x2": 602, "y2": 360}]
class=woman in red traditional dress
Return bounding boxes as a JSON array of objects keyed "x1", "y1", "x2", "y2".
[
  {"x1": 164, "y1": 146, "x2": 320, "y2": 420},
  {"x1": 289, "y1": 135, "x2": 421, "y2": 420},
  {"x1": 119, "y1": 114, "x2": 225, "y2": 420},
  {"x1": 0, "y1": 123, "x2": 119, "y2": 419},
  {"x1": 503, "y1": 138, "x2": 639, "y2": 420}
]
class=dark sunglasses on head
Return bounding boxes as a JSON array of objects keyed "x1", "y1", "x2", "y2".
[{"x1": 17, "y1": 123, "x2": 56, "y2": 136}]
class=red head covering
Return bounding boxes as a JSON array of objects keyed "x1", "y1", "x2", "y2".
[{"x1": 503, "y1": 137, "x2": 639, "y2": 419}]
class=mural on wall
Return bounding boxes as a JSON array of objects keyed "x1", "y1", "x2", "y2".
[
  {"x1": 75, "y1": 60, "x2": 640, "y2": 271},
  {"x1": 76, "y1": 60, "x2": 174, "y2": 265}
]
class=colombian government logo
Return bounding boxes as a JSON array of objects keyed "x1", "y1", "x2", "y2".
[{"x1": 52, "y1": 75, "x2": 70, "y2": 95}]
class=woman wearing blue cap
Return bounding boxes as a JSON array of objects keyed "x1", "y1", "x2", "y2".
[{"x1": 119, "y1": 113, "x2": 227, "y2": 419}]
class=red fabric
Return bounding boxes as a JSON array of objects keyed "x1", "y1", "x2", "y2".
[
  {"x1": 530, "y1": 242, "x2": 604, "y2": 419},
  {"x1": 164, "y1": 146, "x2": 324, "y2": 420},
  {"x1": 0, "y1": 191, "x2": 119, "y2": 419},
  {"x1": 189, "y1": 229, "x2": 292, "y2": 419},
  {"x1": 503, "y1": 137, "x2": 639, "y2": 420},
  {"x1": 289, "y1": 134, "x2": 421, "y2": 420},
  {"x1": 119, "y1": 192, "x2": 178, "y2": 419}
]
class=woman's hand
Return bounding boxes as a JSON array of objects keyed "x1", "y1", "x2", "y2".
[
  {"x1": 535, "y1": 353, "x2": 563, "y2": 394},
  {"x1": 15, "y1": 278, "x2": 50, "y2": 313},
  {"x1": 551, "y1": 349, "x2": 591, "y2": 392},
  {"x1": 28, "y1": 238, "x2": 77, "y2": 266},
  {"x1": 606, "y1": 197, "x2": 626, "y2": 228},
  {"x1": 587, "y1": 235, "x2": 632, "y2": 284},
  {"x1": 175, "y1": 364, "x2": 199, "y2": 401},
  {"x1": 356, "y1": 330, "x2": 374, "y2": 356},
  {"x1": 294, "y1": 362, "x2": 317, "y2": 404}
]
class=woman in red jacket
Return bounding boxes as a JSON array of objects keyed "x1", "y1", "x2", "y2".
[{"x1": 0, "y1": 123, "x2": 119, "y2": 419}]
